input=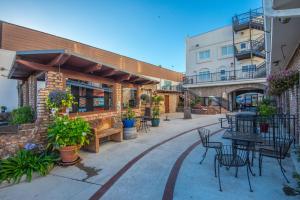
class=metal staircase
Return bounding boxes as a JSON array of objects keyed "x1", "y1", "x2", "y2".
[{"x1": 232, "y1": 8, "x2": 264, "y2": 32}]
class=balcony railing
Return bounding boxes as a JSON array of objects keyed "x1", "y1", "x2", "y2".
[
  {"x1": 234, "y1": 37, "x2": 265, "y2": 60},
  {"x1": 232, "y1": 7, "x2": 263, "y2": 26},
  {"x1": 159, "y1": 85, "x2": 183, "y2": 92},
  {"x1": 183, "y1": 69, "x2": 266, "y2": 85},
  {"x1": 232, "y1": 7, "x2": 264, "y2": 31}
]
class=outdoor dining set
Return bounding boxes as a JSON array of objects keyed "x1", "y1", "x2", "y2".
[{"x1": 198, "y1": 112, "x2": 296, "y2": 192}]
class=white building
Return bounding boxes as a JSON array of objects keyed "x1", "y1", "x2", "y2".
[
  {"x1": 0, "y1": 49, "x2": 18, "y2": 111},
  {"x1": 185, "y1": 8, "x2": 267, "y2": 111}
]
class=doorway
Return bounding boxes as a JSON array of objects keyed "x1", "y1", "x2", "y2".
[{"x1": 164, "y1": 95, "x2": 170, "y2": 113}]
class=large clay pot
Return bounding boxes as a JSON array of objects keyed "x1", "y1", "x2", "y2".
[{"x1": 59, "y1": 145, "x2": 79, "y2": 163}]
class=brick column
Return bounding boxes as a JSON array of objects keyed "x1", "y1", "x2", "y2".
[
  {"x1": 114, "y1": 83, "x2": 122, "y2": 114},
  {"x1": 28, "y1": 75, "x2": 37, "y2": 110},
  {"x1": 36, "y1": 71, "x2": 65, "y2": 144},
  {"x1": 21, "y1": 80, "x2": 29, "y2": 106}
]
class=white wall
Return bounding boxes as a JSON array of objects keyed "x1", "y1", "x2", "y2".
[
  {"x1": 0, "y1": 77, "x2": 18, "y2": 111},
  {"x1": 0, "y1": 49, "x2": 18, "y2": 111},
  {"x1": 186, "y1": 25, "x2": 265, "y2": 77}
]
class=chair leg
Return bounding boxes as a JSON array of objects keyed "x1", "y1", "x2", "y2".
[
  {"x1": 235, "y1": 166, "x2": 238, "y2": 178},
  {"x1": 200, "y1": 148, "x2": 208, "y2": 164},
  {"x1": 259, "y1": 154, "x2": 262, "y2": 176},
  {"x1": 277, "y1": 159, "x2": 289, "y2": 183},
  {"x1": 218, "y1": 162, "x2": 222, "y2": 192},
  {"x1": 247, "y1": 164, "x2": 253, "y2": 192},
  {"x1": 214, "y1": 155, "x2": 217, "y2": 177},
  {"x1": 251, "y1": 150, "x2": 255, "y2": 167}
]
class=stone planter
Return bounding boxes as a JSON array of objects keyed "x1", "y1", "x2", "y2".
[{"x1": 123, "y1": 127, "x2": 137, "y2": 140}]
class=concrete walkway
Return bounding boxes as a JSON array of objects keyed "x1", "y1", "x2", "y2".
[{"x1": 0, "y1": 113, "x2": 298, "y2": 200}]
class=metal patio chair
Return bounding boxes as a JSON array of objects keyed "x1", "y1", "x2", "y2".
[
  {"x1": 258, "y1": 137, "x2": 294, "y2": 183},
  {"x1": 215, "y1": 144, "x2": 253, "y2": 192},
  {"x1": 198, "y1": 128, "x2": 222, "y2": 165}
]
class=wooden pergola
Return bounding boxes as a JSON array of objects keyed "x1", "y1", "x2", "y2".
[{"x1": 9, "y1": 49, "x2": 159, "y2": 85}]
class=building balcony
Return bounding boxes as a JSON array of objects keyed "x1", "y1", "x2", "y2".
[
  {"x1": 234, "y1": 37, "x2": 265, "y2": 60},
  {"x1": 232, "y1": 7, "x2": 264, "y2": 32},
  {"x1": 157, "y1": 84, "x2": 183, "y2": 92},
  {"x1": 183, "y1": 67, "x2": 266, "y2": 86}
]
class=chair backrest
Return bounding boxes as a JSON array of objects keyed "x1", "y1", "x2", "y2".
[
  {"x1": 144, "y1": 107, "x2": 151, "y2": 118},
  {"x1": 215, "y1": 145, "x2": 248, "y2": 165},
  {"x1": 236, "y1": 118, "x2": 256, "y2": 134},
  {"x1": 197, "y1": 128, "x2": 210, "y2": 147},
  {"x1": 274, "y1": 137, "x2": 294, "y2": 158}
]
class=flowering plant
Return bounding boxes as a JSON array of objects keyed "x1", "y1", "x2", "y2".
[
  {"x1": 267, "y1": 69, "x2": 299, "y2": 96},
  {"x1": 46, "y1": 88, "x2": 76, "y2": 112},
  {"x1": 47, "y1": 116, "x2": 91, "y2": 149}
]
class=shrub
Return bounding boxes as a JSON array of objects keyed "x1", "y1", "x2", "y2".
[
  {"x1": 0, "y1": 150, "x2": 57, "y2": 184},
  {"x1": 122, "y1": 106, "x2": 135, "y2": 120},
  {"x1": 10, "y1": 106, "x2": 34, "y2": 125},
  {"x1": 47, "y1": 116, "x2": 91, "y2": 149}
]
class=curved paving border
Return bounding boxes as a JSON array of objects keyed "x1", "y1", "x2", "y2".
[
  {"x1": 89, "y1": 122, "x2": 220, "y2": 200},
  {"x1": 162, "y1": 129, "x2": 224, "y2": 200}
]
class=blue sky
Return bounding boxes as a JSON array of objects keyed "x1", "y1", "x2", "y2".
[{"x1": 0, "y1": 0, "x2": 261, "y2": 72}]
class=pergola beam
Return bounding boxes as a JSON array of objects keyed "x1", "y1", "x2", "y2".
[
  {"x1": 101, "y1": 69, "x2": 118, "y2": 77},
  {"x1": 118, "y1": 74, "x2": 131, "y2": 82},
  {"x1": 48, "y1": 53, "x2": 70, "y2": 66},
  {"x1": 83, "y1": 63, "x2": 102, "y2": 73}
]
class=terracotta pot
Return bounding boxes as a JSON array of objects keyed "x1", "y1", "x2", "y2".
[
  {"x1": 59, "y1": 145, "x2": 79, "y2": 163},
  {"x1": 260, "y1": 123, "x2": 269, "y2": 133}
]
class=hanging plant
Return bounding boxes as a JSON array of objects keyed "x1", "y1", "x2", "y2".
[{"x1": 267, "y1": 69, "x2": 299, "y2": 96}]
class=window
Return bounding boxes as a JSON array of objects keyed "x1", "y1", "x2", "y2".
[
  {"x1": 221, "y1": 46, "x2": 233, "y2": 57},
  {"x1": 198, "y1": 71, "x2": 210, "y2": 81},
  {"x1": 162, "y1": 80, "x2": 172, "y2": 90},
  {"x1": 242, "y1": 65, "x2": 256, "y2": 72},
  {"x1": 220, "y1": 69, "x2": 227, "y2": 80},
  {"x1": 198, "y1": 50, "x2": 210, "y2": 61},
  {"x1": 122, "y1": 87, "x2": 138, "y2": 108},
  {"x1": 67, "y1": 79, "x2": 113, "y2": 113},
  {"x1": 240, "y1": 42, "x2": 247, "y2": 50}
]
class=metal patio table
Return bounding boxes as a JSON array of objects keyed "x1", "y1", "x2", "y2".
[{"x1": 222, "y1": 131, "x2": 264, "y2": 176}]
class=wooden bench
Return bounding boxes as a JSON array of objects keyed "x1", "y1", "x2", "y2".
[{"x1": 84, "y1": 117, "x2": 123, "y2": 153}]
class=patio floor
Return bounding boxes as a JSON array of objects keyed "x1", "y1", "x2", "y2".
[{"x1": 0, "y1": 113, "x2": 298, "y2": 200}]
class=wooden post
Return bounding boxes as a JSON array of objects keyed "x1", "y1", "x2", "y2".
[{"x1": 183, "y1": 88, "x2": 192, "y2": 119}]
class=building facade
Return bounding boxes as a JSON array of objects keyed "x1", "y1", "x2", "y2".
[
  {"x1": 264, "y1": 0, "x2": 300, "y2": 144},
  {"x1": 0, "y1": 21, "x2": 183, "y2": 113},
  {"x1": 185, "y1": 8, "x2": 267, "y2": 112}
]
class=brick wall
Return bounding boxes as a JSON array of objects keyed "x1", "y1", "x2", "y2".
[
  {"x1": 278, "y1": 46, "x2": 300, "y2": 144},
  {"x1": 0, "y1": 123, "x2": 43, "y2": 158}
]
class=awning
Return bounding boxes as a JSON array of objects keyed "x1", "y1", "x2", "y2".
[{"x1": 8, "y1": 49, "x2": 159, "y2": 85}]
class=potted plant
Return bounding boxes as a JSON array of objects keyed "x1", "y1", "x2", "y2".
[
  {"x1": 46, "y1": 89, "x2": 75, "y2": 116},
  {"x1": 122, "y1": 107, "x2": 137, "y2": 139},
  {"x1": 1, "y1": 105, "x2": 7, "y2": 113},
  {"x1": 122, "y1": 106, "x2": 136, "y2": 128},
  {"x1": 258, "y1": 100, "x2": 276, "y2": 133},
  {"x1": 140, "y1": 94, "x2": 150, "y2": 105},
  {"x1": 47, "y1": 116, "x2": 91, "y2": 163},
  {"x1": 151, "y1": 95, "x2": 164, "y2": 127}
]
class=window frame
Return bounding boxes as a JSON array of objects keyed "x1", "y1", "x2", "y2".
[
  {"x1": 221, "y1": 45, "x2": 233, "y2": 57},
  {"x1": 197, "y1": 50, "x2": 211, "y2": 62}
]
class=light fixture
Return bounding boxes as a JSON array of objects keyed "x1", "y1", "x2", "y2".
[
  {"x1": 278, "y1": 17, "x2": 291, "y2": 24},
  {"x1": 272, "y1": 60, "x2": 280, "y2": 66}
]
